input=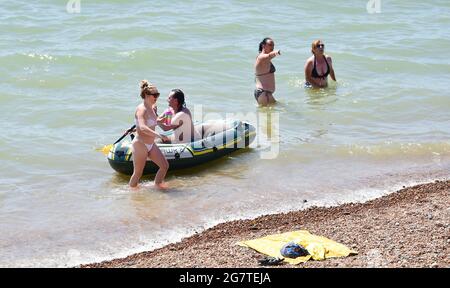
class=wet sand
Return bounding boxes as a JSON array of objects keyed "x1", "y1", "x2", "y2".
[{"x1": 82, "y1": 180, "x2": 449, "y2": 268}]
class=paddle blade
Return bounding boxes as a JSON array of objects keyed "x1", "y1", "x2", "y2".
[{"x1": 97, "y1": 144, "x2": 113, "y2": 156}]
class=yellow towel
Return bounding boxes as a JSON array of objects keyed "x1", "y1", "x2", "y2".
[{"x1": 237, "y1": 230, "x2": 358, "y2": 265}]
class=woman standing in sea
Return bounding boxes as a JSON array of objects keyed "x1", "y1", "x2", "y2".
[
  {"x1": 304, "y1": 39, "x2": 336, "y2": 88},
  {"x1": 129, "y1": 80, "x2": 170, "y2": 190},
  {"x1": 254, "y1": 37, "x2": 281, "y2": 106}
]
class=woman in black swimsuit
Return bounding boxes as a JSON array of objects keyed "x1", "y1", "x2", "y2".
[
  {"x1": 254, "y1": 37, "x2": 281, "y2": 106},
  {"x1": 304, "y1": 40, "x2": 336, "y2": 88}
]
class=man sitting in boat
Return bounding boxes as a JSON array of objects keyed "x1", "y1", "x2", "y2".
[{"x1": 157, "y1": 89, "x2": 199, "y2": 144}]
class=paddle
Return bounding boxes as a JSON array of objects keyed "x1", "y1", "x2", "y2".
[{"x1": 98, "y1": 125, "x2": 136, "y2": 155}]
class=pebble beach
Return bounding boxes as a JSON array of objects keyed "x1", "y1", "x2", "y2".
[{"x1": 82, "y1": 180, "x2": 449, "y2": 268}]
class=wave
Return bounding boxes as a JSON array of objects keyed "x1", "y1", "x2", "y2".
[{"x1": 317, "y1": 142, "x2": 450, "y2": 159}]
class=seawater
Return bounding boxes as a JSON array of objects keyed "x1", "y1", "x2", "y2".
[{"x1": 0, "y1": 0, "x2": 449, "y2": 267}]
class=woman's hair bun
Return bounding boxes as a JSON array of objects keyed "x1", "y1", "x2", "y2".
[
  {"x1": 140, "y1": 79, "x2": 150, "y2": 90},
  {"x1": 139, "y1": 80, "x2": 158, "y2": 99}
]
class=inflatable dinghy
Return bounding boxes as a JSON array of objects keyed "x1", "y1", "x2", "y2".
[{"x1": 107, "y1": 120, "x2": 256, "y2": 175}]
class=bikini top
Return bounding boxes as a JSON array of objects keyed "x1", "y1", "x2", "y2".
[
  {"x1": 311, "y1": 55, "x2": 330, "y2": 78},
  {"x1": 255, "y1": 62, "x2": 276, "y2": 77},
  {"x1": 135, "y1": 115, "x2": 157, "y2": 128}
]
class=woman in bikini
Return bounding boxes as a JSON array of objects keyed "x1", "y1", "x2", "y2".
[
  {"x1": 129, "y1": 80, "x2": 170, "y2": 189},
  {"x1": 304, "y1": 40, "x2": 336, "y2": 88},
  {"x1": 254, "y1": 37, "x2": 281, "y2": 106}
]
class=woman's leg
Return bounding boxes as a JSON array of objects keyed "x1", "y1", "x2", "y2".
[
  {"x1": 257, "y1": 92, "x2": 269, "y2": 106},
  {"x1": 266, "y1": 92, "x2": 277, "y2": 104},
  {"x1": 129, "y1": 141, "x2": 148, "y2": 187},
  {"x1": 148, "y1": 144, "x2": 169, "y2": 188}
]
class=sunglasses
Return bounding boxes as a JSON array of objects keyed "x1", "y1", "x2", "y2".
[
  {"x1": 316, "y1": 44, "x2": 325, "y2": 49},
  {"x1": 266, "y1": 43, "x2": 275, "y2": 47},
  {"x1": 148, "y1": 93, "x2": 160, "y2": 98}
]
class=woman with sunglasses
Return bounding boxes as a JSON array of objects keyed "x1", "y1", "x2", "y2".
[
  {"x1": 304, "y1": 40, "x2": 336, "y2": 88},
  {"x1": 129, "y1": 80, "x2": 170, "y2": 189},
  {"x1": 254, "y1": 37, "x2": 281, "y2": 106}
]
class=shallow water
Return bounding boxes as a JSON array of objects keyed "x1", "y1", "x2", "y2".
[{"x1": 1, "y1": 0, "x2": 449, "y2": 267}]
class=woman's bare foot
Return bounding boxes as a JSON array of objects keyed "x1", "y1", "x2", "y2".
[
  {"x1": 154, "y1": 182, "x2": 169, "y2": 190},
  {"x1": 129, "y1": 184, "x2": 141, "y2": 191}
]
